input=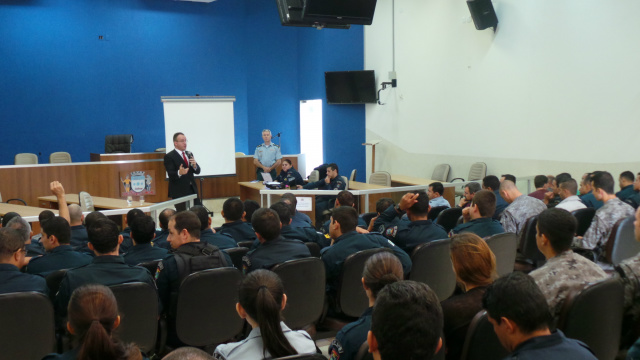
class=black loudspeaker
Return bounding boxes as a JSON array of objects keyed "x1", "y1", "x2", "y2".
[{"x1": 467, "y1": 0, "x2": 498, "y2": 30}]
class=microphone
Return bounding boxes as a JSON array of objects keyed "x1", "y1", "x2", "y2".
[
  {"x1": 186, "y1": 151, "x2": 193, "y2": 159},
  {"x1": 277, "y1": 132, "x2": 281, "y2": 137}
]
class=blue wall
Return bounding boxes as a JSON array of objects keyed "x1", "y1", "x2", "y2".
[{"x1": 0, "y1": 0, "x2": 366, "y2": 181}]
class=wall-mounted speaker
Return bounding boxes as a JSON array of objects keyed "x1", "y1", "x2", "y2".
[{"x1": 467, "y1": 0, "x2": 498, "y2": 31}]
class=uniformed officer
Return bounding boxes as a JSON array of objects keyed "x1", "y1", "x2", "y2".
[
  {"x1": 450, "y1": 189, "x2": 505, "y2": 238},
  {"x1": 301, "y1": 163, "x2": 346, "y2": 226},
  {"x1": 273, "y1": 202, "x2": 329, "y2": 248},
  {"x1": 281, "y1": 193, "x2": 313, "y2": 228},
  {"x1": 190, "y1": 205, "x2": 238, "y2": 250},
  {"x1": 375, "y1": 191, "x2": 448, "y2": 254},
  {"x1": 275, "y1": 158, "x2": 304, "y2": 187},
  {"x1": 253, "y1": 129, "x2": 282, "y2": 181},
  {"x1": 122, "y1": 215, "x2": 169, "y2": 265},
  {"x1": 0, "y1": 227, "x2": 48, "y2": 296},
  {"x1": 153, "y1": 208, "x2": 175, "y2": 250},
  {"x1": 219, "y1": 198, "x2": 257, "y2": 243},
  {"x1": 119, "y1": 208, "x2": 144, "y2": 254},
  {"x1": 321, "y1": 191, "x2": 367, "y2": 235},
  {"x1": 242, "y1": 208, "x2": 311, "y2": 273}
]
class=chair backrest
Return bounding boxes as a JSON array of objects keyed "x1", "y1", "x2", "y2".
[
  {"x1": 105, "y1": 134, "x2": 134, "y2": 153},
  {"x1": 271, "y1": 258, "x2": 326, "y2": 329},
  {"x1": 467, "y1": 162, "x2": 487, "y2": 181},
  {"x1": 110, "y1": 282, "x2": 158, "y2": 353},
  {"x1": 604, "y1": 216, "x2": 639, "y2": 265},
  {"x1": 428, "y1": 206, "x2": 449, "y2": 221},
  {"x1": 361, "y1": 212, "x2": 377, "y2": 227},
  {"x1": 557, "y1": 277, "x2": 624, "y2": 360},
  {"x1": 409, "y1": 239, "x2": 456, "y2": 301},
  {"x1": 518, "y1": 215, "x2": 546, "y2": 267},
  {"x1": 45, "y1": 269, "x2": 68, "y2": 300},
  {"x1": 237, "y1": 240, "x2": 254, "y2": 249},
  {"x1": 137, "y1": 260, "x2": 161, "y2": 275},
  {"x1": 224, "y1": 247, "x2": 250, "y2": 269},
  {"x1": 49, "y1": 151, "x2": 71, "y2": 163},
  {"x1": 431, "y1": 164, "x2": 451, "y2": 182},
  {"x1": 176, "y1": 267, "x2": 244, "y2": 346},
  {"x1": 460, "y1": 311, "x2": 509, "y2": 360},
  {"x1": 305, "y1": 242, "x2": 321, "y2": 257},
  {"x1": 355, "y1": 341, "x2": 373, "y2": 360},
  {"x1": 350, "y1": 169, "x2": 357, "y2": 182},
  {"x1": 308, "y1": 170, "x2": 320, "y2": 183},
  {"x1": 369, "y1": 171, "x2": 391, "y2": 186},
  {"x1": 341, "y1": 176, "x2": 349, "y2": 190},
  {"x1": 485, "y1": 233, "x2": 517, "y2": 276},
  {"x1": 235, "y1": 152, "x2": 246, "y2": 156},
  {"x1": 78, "y1": 191, "x2": 95, "y2": 212},
  {"x1": 436, "y1": 207, "x2": 463, "y2": 233},
  {"x1": 155, "y1": 147, "x2": 167, "y2": 153},
  {"x1": 337, "y1": 248, "x2": 392, "y2": 318},
  {"x1": 0, "y1": 292, "x2": 56, "y2": 360},
  {"x1": 15, "y1": 153, "x2": 38, "y2": 165},
  {"x1": 571, "y1": 208, "x2": 596, "y2": 237}
]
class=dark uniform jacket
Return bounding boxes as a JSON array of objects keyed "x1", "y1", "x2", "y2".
[
  {"x1": 242, "y1": 236, "x2": 311, "y2": 273},
  {"x1": 0, "y1": 263, "x2": 48, "y2": 296},
  {"x1": 55, "y1": 255, "x2": 155, "y2": 317},
  {"x1": 70, "y1": 225, "x2": 91, "y2": 254},
  {"x1": 120, "y1": 227, "x2": 133, "y2": 254},
  {"x1": 26, "y1": 245, "x2": 92, "y2": 276},
  {"x1": 200, "y1": 228, "x2": 238, "y2": 250},
  {"x1": 322, "y1": 217, "x2": 367, "y2": 236},
  {"x1": 616, "y1": 185, "x2": 637, "y2": 202},
  {"x1": 580, "y1": 191, "x2": 604, "y2": 210},
  {"x1": 276, "y1": 167, "x2": 304, "y2": 188},
  {"x1": 291, "y1": 211, "x2": 313, "y2": 228},
  {"x1": 303, "y1": 176, "x2": 346, "y2": 198},
  {"x1": 450, "y1": 217, "x2": 505, "y2": 238},
  {"x1": 329, "y1": 307, "x2": 372, "y2": 360},
  {"x1": 282, "y1": 225, "x2": 330, "y2": 248},
  {"x1": 153, "y1": 229, "x2": 171, "y2": 249},
  {"x1": 377, "y1": 205, "x2": 448, "y2": 254},
  {"x1": 122, "y1": 243, "x2": 169, "y2": 266},
  {"x1": 493, "y1": 190, "x2": 509, "y2": 219},
  {"x1": 164, "y1": 149, "x2": 201, "y2": 199},
  {"x1": 218, "y1": 220, "x2": 257, "y2": 243},
  {"x1": 506, "y1": 330, "x2": 596, "y2": 360}
]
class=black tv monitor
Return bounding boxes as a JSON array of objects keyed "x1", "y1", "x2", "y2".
[
  {"x1": 303, "y1": 0, "x2": 377, "y2": 26},
  {"x1": 325, "y1": 70, "x2": 377, "y2": 104},
  {"x1": 276, "y1": 0, "x2": 351, "y2": 29}
]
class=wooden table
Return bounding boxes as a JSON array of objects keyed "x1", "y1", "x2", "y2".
[
  {"x1": 348, "y1": 181, "x2": 393, "y2": 213},
  {"x1": 238, "y1": 182, "x2": 317, "y2": 226},
  {"x1": 0, "y1": 203, "x2": 58, "y2": 233},
  {"x1": 390, "y1": 175, "x2": 455, "y2": 207}
]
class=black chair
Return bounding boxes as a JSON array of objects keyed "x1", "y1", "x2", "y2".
[
  {"x1": 224, "y1": 247, "x2": 250, "y2": 269},
  {"x1": 436, "y1": 207, "x2": 463, "y2": 233},
  {"x1": 272, "y1": 353, "x2": 327, "y2": 360},
  {"x1": 45, "y1": 269, "x2": 68, "y2": 300},
  {"x1": 110, "y1": 282, "x2": 159, "y2": 354},
  {"x1": 408, "y1": 239, "x2": 457, "y2": 301},
  {"x1": 572, "y1": 208, "x2": 596, "y2": 237},
  {"x1": 137, "y1": 259, "x2": 161, "y2": 275},
  {"x1": 305, "y1": 242, "x2": 321, "y2": 257},
  {"x1": 271, "y1": 258, "x2": 326, "y2": 329},
  {"x1": 176, "y1": 267, "x2": 244, "y2": 346},
  {"x1": 460, "y1": 311, "x2": 509, "y2": 360},
  {"x1": 354, "y1": 341, "x2": 373, "y2": 360},
  {"x1": 557, "y1": 277, "x2": 624, "y2": 360},
  {"x1": 105, "y1": 134, "x2": 134, "y2": 153},
  {"x1": 485, "y1": 233, "x2": 517, "y2": 276},
  {"x1": 5, "y1": 198, "x2": 27, "y2": 205},
  {"x1": 603, "y1": 216, "x2": 639, "y2": 265},
  {"x1": 428, "y1": 206, "x2": 449, "y2": 221},
  {"x1": 336, "y1": 248, "x2": 392, "y2": 318},
  {"x1": 517, "y1": 216, "x2": 545, "y2": 269},
  {"x1": 237, "y1": 240, "x2": 255, "y2": 248},
  {"x1": 0, "y1": 292, "x2": 56, "y2": 360},
  {"x1": 360, "y1": 212, "x2": 377, "y2": 227}
]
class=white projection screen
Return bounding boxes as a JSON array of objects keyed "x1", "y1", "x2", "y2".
[{"x1": 162, "y1": 96, "x2": 236, "y2": 178}]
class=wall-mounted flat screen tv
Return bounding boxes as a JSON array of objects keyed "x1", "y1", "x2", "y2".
[
  {"x1": 303, "y1": 0, "x2": 377, "y2": 25},
  {"x1": 325, "y1": 70, "x2": 377, "y2": 104}
]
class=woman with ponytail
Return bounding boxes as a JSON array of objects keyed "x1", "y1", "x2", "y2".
[
  {"x1": 43, "y1": 284, "x2": 143, "y2": 360},
  {"x1": 214, "y1": 270, "x2": 317, "y2": 360},
  {"x1": 328, "y1": 252, "x2": 404, "y2": 360}
]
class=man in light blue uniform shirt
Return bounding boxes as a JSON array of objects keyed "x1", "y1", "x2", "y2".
[
  {"x1": 253, "y1": 129, "x2": 282, "y2": 181},
  {"x1": 428, "y1": 182, "x2": 451, "y2": 208}
]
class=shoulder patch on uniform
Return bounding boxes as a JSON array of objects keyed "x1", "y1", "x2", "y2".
[
  {"x1": 256, "y1": 144, "x2": 264, "y2": 148},
  {"x1": 155, "y1": 261, "x2": 164, "y2": 280},
  {"x1": 385, "y1": 226, "x2": 398, "y2": 238},
  {"x1": 329, "y1": 338, "x2": 343, "y2": 360}
]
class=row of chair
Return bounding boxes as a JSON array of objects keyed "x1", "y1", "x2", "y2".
[{"x1": 14, "y1": 152, "x2": 72, "y2": 164}]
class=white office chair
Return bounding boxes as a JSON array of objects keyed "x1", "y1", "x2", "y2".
[
  {"x1": 235, "y1": 152, "x2": 246, "y2": 156},
  {"x1": 308, "y1": 170, "x2": 320, "y2": 183},
  {"x1": 452, "y1": 162, "x2": 487, "y2": 197},
  {"x1": 79, "y1": 191, "x2": 95, "y2": 212},
  {"x1": 14, "y1": 153, "x2": 38, "y2": 165},
  {"x1": 49, "y1": 152, "x2": 72, "y2": 163},
  {"x1": 369, "y1": 171, "x2": 391, "y2": 186},
  {"x1": 431, "y1": 164, "x2": 450, "y2": 182},
  {"x1": 349, "y1": 169, "x2": 357, "y2": 182},
  {"x1": 341, "y1": 176, "x2": 349, "y2": 190}
]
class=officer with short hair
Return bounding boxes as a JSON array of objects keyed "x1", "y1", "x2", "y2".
[{"x1": 253, "y1": 129, "x2": 282, "y2": 181}]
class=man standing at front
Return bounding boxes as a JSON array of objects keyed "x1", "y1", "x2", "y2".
[
  {"x1": 253, "y1": 129, "x2": 282, "y2": 181},
  {"x1": 164, "y1": 132, "x2": 201, "y2": 212}
]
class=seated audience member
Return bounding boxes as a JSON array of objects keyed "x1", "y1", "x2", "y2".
[
  {"x1": 78, "y1": 211, "x2": 108, "y2": 256},
  {"x1": 499, "y1": 180, "x2": 547, "y2": 235},
  {"x1": 442, "y1": 233, "x2": 497, "y2": 360},
  {"x1": 163, "y1": 347, "x2": 214, "y2": 360},
  {"x1": 30, "y1": 210, "x2": 56, "y2": 245},
  {"x1": 368, "y1": 198, "x2": 397, "y2": 234},
  {"x1": 6, "y1": 215, "x2": 45, "y2": 258},
  {"x1": 501, "y1": 174, "x2": 516, "y2": 183},
  {"x1": 428, "y1": 182, "x2": 451, "y2": 208},
  {"x1": 458, "y1": 182, "x2": 481, "y2": 209},
  {"x1": 482, "y1": 272, "x2": 597, "y2": 359},
  {"x1": 122, "y1": 215, "x2": 169, "y2": 266},
  {"x1": 451, "y1": 190, "x2": 505, "y2": 238},
  {"x1": 271, "y1": 202, "x2": 328, "y2": 248},
  {"x1": 529, "y1": 209, "x2": 607, "y2": 323},
  {"x1": 242, "y1": 207, "x2": 311, "y2": 273},
  {"x1": 368, "y1": 281, "x2": 443, "y2": 360},
  {"x1": 329, "y1": 252, "x2": 403, "y2": 360},
  {"x1": 1, "y1": 211, "x2": 20, "y2": 228},
  {"x1": 300, "y1": 163, "x2": 346, "y2": 225},
  {"x1": 483, "y1": 175, "x2": 509, "y2": 219},
  {"x1": 375, "y1": 192, "x2": 448, "y2": 253},
  {"x1": 67, "y1": 204, "x2": 90, "y2": 253},
  {"x1": 243, "y1": 200, "x2": 261, "y2": 223},
  {"x1": 281, "y1": 193, "x2": 313, "y2": 228},
  {"x1": 0, "y1": 227, "x2": 48, "y2": 295},
  {"x1": 626, "y1": 172, "x2": 640, "y2": 209},
  {"x1": 321, "y1": 190, "x2": 367, "y2": 234},
  {"x1": 579, "y1": 173, "x2": 604, "y2": 210},
  {"x1": 213, "y1": 270, "x2": 318, "y2": 360},
  {"x1": 56, "y1": 218, "x2": 156, "y2": 318},
  {"x1": 153, "y1": 208, "x2": 175, "y2": 250},
  {"x1": 156, "y1": 211, "x2": 231, "y2": 347},
  {"x1": 321, "y1": 206, "x2": 411, "y2": 294},
  {"x1": 276, "y1": 158, "x2": 304, "y2": 188},
  {"x1": 573, "y1": 171, "x2": 635, "y2": 257},
  {"x1": 119, "y1": 208, "x2": 144, "y2": 254},
  {"x1": 44, "y1": 284, "x2": 144, "y2": 360},
  {"x1": 617, "y1": 170, "x2": 637, "y2": 202},
  {"x1": 528, "y1": 175, "x2": 550, "y2": 201},
  {"x1": 544, "y1": 173, "x2": 571, "y2": 208},
  {"x1": 555, "y1": 178, "x2": 586, "y2": 212},
  {"x1": 616, "y1": 206, "x2": 640, "y2": 347},
  {"x1": 26, "y1": 216, "x2": 92, "y2": 275},
  {"x1": 190, "y1": 205, "x2": 237, "y2": 250},
  {"x1": 219, "y1": 198, "x2": 257, "y2": 243}
]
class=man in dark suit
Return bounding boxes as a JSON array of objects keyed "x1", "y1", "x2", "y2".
[{"x1": 164, "y1": 132, "x2": 201, "y2": 211}]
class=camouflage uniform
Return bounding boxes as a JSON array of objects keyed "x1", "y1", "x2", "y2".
[
  {"x1": 616, "y1": 253, "x2": 640, "y2": 321},
  {"x1": 573, "y1": 198, "x2": 634, "y2": 250},
  {"x1": 500, "y1": 195, "x2": 547, "y2": 235},
  {"x1": 530, "y1": 250, "x2": 607, "y2": 322}
]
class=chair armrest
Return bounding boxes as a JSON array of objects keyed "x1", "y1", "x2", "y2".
[{"x1": 450, "y1": 178, "x2": 465, "y2": 183}]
